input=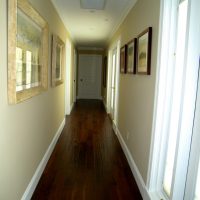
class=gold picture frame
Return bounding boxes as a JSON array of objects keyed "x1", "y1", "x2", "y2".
[
  {"x1": 51, "y1": 34, "x2": 65, "y2": 87},
  {"x1": 8, "y1": 0, "x2": 49, "y2": 104}
]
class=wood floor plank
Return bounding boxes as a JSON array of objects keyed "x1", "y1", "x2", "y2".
[{"x1": 32, "y1": 100, "x2": 142, "y2": 200}]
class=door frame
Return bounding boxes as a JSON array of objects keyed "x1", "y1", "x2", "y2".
[
  {"x1": 110, "y1": 48, "x2": 117, "y2": 120},
  {"x1": 107, "y1": 39, "x2": 121, "y2": 126},
  {"x1": 73, "y1": 49, "x2": 77, "y2": 103},
  {"x1": 65, "y1": 38, "x2": 72, "y2": 115}
]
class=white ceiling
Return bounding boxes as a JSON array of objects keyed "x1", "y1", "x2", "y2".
[{"x1": 51, "y1": 0, "x2": 137, "y2": 48}]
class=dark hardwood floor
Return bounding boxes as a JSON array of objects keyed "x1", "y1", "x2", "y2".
[{"x1": 32, "y1": 100, "x2": 142, "y2": 200}]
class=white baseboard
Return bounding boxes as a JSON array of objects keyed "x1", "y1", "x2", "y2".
[
  {"x1": 21, "y1": 118, "x2": 66, "y2": 200},
  {"x1": 103, "y1": 99, "x2": 108, "y2": 113},
  {"x1": 70, "y1": 103, "x2": 74, "y2": 113},
  {"x1": 77, "y1": 96, "x2": 102, "y2": 100},
  {"x1": 65, "y1": 103, "x2": 74, "y2": 115},
  {"x1": 113, "y1": 125, "x2": 151, "y2": 200}
]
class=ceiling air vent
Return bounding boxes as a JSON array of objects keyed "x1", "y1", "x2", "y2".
[{"x1": 80, "y1": 0, "x2": 106, "y2": 10}]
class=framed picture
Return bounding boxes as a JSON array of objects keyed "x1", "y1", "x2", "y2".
[
  {"x1": 126, "y1": 38, "x2": 137, "y2": 74},
  {"x1": 8, "y1": 0, "x2": 49, "y2": 104},
  {"x1": 120, "y1": 45, "x2": 127, "y2": 73},
  {"x1": 103, "y1": 56, "x2": 107, "y2": 87},
  {"x1": 137, "y1": 27, "x2": 152, "y2": 75},
  {"x1": 51, "y1": 34, "x2": 65, "y2": 87}
]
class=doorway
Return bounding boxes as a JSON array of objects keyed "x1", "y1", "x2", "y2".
[
  {"x1": 110, "y1": 48, "x2": 117, "y2": 120},
  {"x1": 107, "y1": 39, "x2": 121, "y2": 126},
  {"x1": 65, "y1": 38, "x2": 72, "y2": 115}
]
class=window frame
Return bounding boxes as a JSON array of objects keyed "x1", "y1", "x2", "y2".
[
  {"x1": 147, "y1": 0, "x2": 193, "y2": 199},
  {"x1": 148, "y1": 0, "x2": 200, "y2": 199}
]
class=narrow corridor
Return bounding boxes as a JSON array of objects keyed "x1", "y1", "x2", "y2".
[{"x1": 32, "y1": 100, "x2": 142, "y2": 200}]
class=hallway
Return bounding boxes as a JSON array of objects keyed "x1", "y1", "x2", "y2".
[{"x1": 32, "y1": 100, "x2": 142, "y2": 200}]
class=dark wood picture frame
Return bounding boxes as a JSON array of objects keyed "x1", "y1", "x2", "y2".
[
  {"x1": 120, "y1": 45, "x2": 127, "y2": 73},
  {"x1": 137, "y1": 27, "x2": 152, "y2": 75},
  {"x1": 126, "y1": 38, "x2": 137, "y2": 74},
  {"x1": 103, "y1": 56, "x2": 107, "y2": 87}
]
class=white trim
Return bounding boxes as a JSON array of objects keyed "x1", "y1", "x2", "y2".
[
  {"x1": 147, "y1": 0, "x2": 179, "y2": 197},
  {"x1": 113, "y1": 124, "x2": 151, "y2": 200},
  {"x1": 73, "y1": 49, "x2": 77, "y2": 104},
  {"x1": 180, "y1": 0, "x2": 200, "y2": 198},
  {"x1": 77, "y1": 47, "x2": 104, "y2": 51},
  {"x1": 146, "y1": 0, "x2": 165, "y2": 189},
  {"x1": 107, "y1": 38, "x2": 121, "y2": 124},
  {"x1": 77, "y1": 96, "x2": 102, "y2": 100},
  {"x1": 70, "y1": 103, "x2": 74, "y2": 113},
  {"x1": 147, "y1": 0, "x2": 200, "y2": 199},
  {"x1": 65, "y1": 38, "x2": 72, "y2": 116},
  {"x1": 103, "y1": 99, "x2": 108, "y2": 113},
  {"x1": 51, "y1": 1, "x2": 75, "y2": 43},
  {"x1": 112, "y1": 123, "x2": 117, "y2": 135},
  {"x1": 21, "y1": 118, "x2": 66, "y2": 200},
  {"x1": 108, "y1": 0, "x2": 137, "y2": 42},
  {"x1": 113, "y1": 39, "x2": 121, "y2": 126},
  {"x1": 106, "y1": 49, "x2": 112, "y2": 114}
]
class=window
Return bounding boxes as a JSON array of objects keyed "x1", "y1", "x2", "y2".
[
  {"x1": 163, "y1": 0, "x2": 188, "y2": 196},
  {"x1": 195, "y1": 161, "x2": 200, "y2": 200},
  {"x1": 148, "y1": 0, "x2": 200, "y2": 199}
]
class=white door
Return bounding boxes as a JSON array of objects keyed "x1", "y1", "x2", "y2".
[
  {"x1": 110, "y1": 49, "x2": 117, "y2": 119},
  {"x1": 78, "y1": 54, "x2": 102, "y2": 99}
]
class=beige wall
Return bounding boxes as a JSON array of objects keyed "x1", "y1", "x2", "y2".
[
  {"x1": 0, "y1": 0, "x2": 74, "y2": 199},
  {"x1": 107, "y1": 0, "x2": 160, "y2": 183}
]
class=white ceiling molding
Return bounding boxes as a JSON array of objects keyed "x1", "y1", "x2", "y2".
[
  {"x1": 51, "y1": 1, "x2": 76, "y2": 44},
  {"x1": 107, "y1": 0, "x2": 137, "y2": 44},
  {"x1": 51, "y1": 0, "x2": 137, "y2": 48},
  {"x1": 77, "y1": 46, "x2": 104, "y2": 50},
  {"x1": 80, "y1": 0, "x2": 106, "y2": 10}
]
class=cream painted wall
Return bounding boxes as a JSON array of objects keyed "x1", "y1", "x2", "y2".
[
  {"x1": 0, "y1": 0, "x2": 74, "y2": 199},
  {"x1": 107, "y1": 0, "x2": 160, "y2": 183}
]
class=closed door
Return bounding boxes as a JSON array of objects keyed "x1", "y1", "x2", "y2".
[{"x1": 78, "y1": 54, "x2": 102, "y2": 99}]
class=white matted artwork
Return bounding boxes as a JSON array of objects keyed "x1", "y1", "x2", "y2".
[
  {"x1": 126, "y1": 38, "x2": 137, "y2": 74},
  {"x1": 137, "y1": 27, "x2": 152, "y2": 75},
  {"x1": 120, "y1": 45, "x2": 127, "y2": 73},
  {"x1": 8, "y1": 0, "x2": 49, "y2": 104},
  {"x1": 51, "y1": 34, "x2": 65, "y2": 87}
]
